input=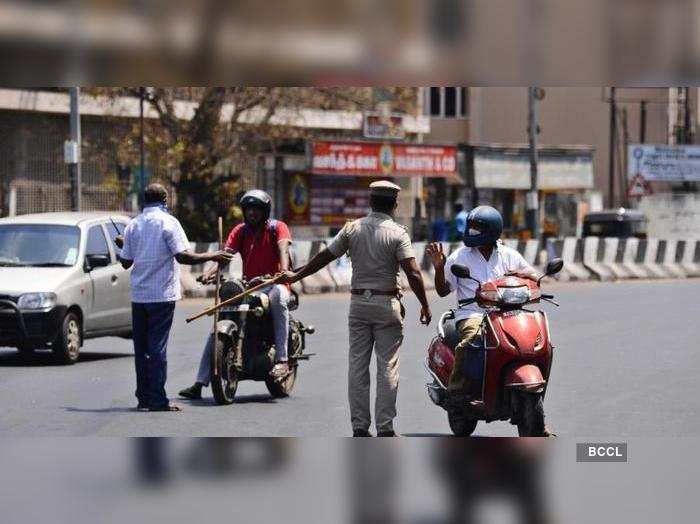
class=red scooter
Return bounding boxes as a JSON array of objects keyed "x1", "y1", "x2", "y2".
[{"x1": 425, "y1": 259, "x2": 564, "y2": 436}]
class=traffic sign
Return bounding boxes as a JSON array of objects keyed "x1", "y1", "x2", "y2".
[{"x1": 627, "y1": 173, "x2": 652, "y2": 198}]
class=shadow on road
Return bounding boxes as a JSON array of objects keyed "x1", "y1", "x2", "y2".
[
  {"x1": 401, "y1": 433, "x2": 454, "y2": 437},
  {"x1": 234, "y1": 394, "x2": 277, "y2": 404},
  {"x1": 176, "y1": 394, "x2": 278, "y2": 406},
  {"x1": 62, "y1": 406, "x2": 138, "y2": 414},
  {"x1": 0, "y1": 351, "x2": 132, "y2": 367}
]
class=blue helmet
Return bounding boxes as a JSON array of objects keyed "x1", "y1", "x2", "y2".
[{"x1": 462, "y1": 206, "x2": 503, "y2": 247}]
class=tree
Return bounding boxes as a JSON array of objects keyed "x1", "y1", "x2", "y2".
[{"x1": 94, "y1": 87, "x2": 418, "y2": 240}]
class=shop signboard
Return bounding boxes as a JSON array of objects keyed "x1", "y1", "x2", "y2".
[
  {"x1": 628, "y1": 144, "x2": 700, "y2": 182},
  {"x1": 311, "y1": 140, "x2": 458, "y2": 178},
  {"x1": 472, "y1": 148, "x2": 594, "y2": 190}
]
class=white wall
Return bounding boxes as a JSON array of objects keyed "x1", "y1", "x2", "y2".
[{"x1": 639, "y1": 193, "x2": 700, "y2": 238}]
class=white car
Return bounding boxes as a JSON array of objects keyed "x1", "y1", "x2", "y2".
[{"x1": 0, "y1": 212, "x2": 133, "y2": 364}]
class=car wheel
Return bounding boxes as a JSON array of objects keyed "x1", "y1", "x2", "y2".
[{"x1": 52, "y1": 312, "x2": 81, "y2": 365}]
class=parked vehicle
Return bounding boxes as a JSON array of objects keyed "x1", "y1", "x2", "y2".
[
  {"x1": 209, "y1": 276, "x2": 315, "y2": 405},
  {"x1": 583, "y1": 208, "x2": 647, "y2": 238},
  {"x1": 424, "y1": 258, "x2": 564, "y2": 436},
  {"x1": 0, "y1": 212, "x2": 132, "y2": 363}
]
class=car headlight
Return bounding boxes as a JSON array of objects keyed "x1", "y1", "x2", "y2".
[
  {"x1": 499, "y1": 286, "x2": 530, "y2": 305},
  {"x1": 17, "y1": 292, "x2": 57, "y2": 310}
]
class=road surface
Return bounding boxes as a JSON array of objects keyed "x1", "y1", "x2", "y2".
[{"x1": 1, "y1": 279, "x2": 698, "y2": 437}]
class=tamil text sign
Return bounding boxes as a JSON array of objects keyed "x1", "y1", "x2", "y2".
[
  {"x1": 628, "y1": 144, "x2": 700, "y2": 182},
  {"x1": 311, "y1": 141, "x2": 458, "y2": 178}
]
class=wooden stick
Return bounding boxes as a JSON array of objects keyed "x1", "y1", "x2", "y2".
[
  {"x1": 213, "y1": 216, "x2": 223, "y2": 326},
  {"x1": 186, "y1": 274, "x2": 283, "y2": 323}
]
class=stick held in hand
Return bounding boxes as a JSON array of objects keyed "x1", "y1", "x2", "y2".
[{"x1": 185, "y1": 273, "x2": 283, "y2": 324}]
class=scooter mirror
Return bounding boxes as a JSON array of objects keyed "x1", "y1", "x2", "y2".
[
  {"x1": 545, "y1": 258, "x2": 564, "y2": 276},
  {"x1": 450, "y1": 264, "x2": 471, "y2": 279}
]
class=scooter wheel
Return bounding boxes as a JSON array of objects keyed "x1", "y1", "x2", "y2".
[
  {"x1": 447, "y1": 409, "x2": 478, "y2": 437},
  {"x1": 517, "y1": 393, "x2": 545, "y2": 437}
]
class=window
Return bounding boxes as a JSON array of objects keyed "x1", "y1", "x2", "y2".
[
  {"x1": 104, "y1": 222, "x2": 126, "y2": 263},
  {"x1": 86, "y1": 225, "x2": 109, "y2": 257},
  {"x1": 424, "y1": 87, "x2": 469, "y2": 119},
  {"x1": 0, "y1": 225, "x2": 80, "y2": 267}
]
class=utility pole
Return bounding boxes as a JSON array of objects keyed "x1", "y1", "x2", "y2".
[
  {"x1": 526, "y1": 87, "x2": 541, "y2": 241},
  {"x1": 138, "y1": 87, "x2": 146, "y2": 209},
  {"x1": 67, "y1": 87, "x2": 82, "y2": 211},
  {"x1": 684, "y1": 86, "x2": 692, "y2": 144},
  {"x1": 608, "y1": 87, "x2": 617, "y2": 209},
  {"x1": 639, "y1": 100, "x2": 647, "y2": 143}
]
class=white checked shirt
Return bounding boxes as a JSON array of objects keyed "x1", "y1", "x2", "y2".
[
  {"x1": 120, "y1": 205, "x2": 190, "y2": 303},
  {"x1": 444, "y1": 243, "x2": 533, "y2": 322}
]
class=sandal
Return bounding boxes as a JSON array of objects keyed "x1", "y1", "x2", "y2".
[
  {"x1": 270, "y1": 362, "x2": 290, "y2": 381},
  {"x1": 148, "y1": 403, "x2": 182, "y2": 412}
]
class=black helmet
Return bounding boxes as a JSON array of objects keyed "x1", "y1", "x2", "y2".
[
  {"x1": 463, "y1": 205, "x2": 503, "y2": 247},
  {"x1": 239, "y1": 189, "x2": 272, "y2": 220}
]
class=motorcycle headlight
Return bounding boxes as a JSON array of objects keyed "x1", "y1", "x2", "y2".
[
  {"x1": 499, "y1": 286, "x2": 530, "y2": 305},
  {"x1": 17, "y1": 292, "x2": 57, "y2": 310}
]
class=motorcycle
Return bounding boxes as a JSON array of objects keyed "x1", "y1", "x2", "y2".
[
  {"x1": 208, "y1": 276, "x2": 315, "y2": 405},
  {"x1": 425, "y1": 258, "x2": 564, "y2": 436}
]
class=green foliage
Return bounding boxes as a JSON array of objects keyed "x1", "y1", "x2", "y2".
[{"x1": 94, "y1": 87, "x2": 418, "y2": 240}]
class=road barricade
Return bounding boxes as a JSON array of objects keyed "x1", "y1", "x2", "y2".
[
  {"x1": 582, "y1": 237, "x2": 615, "y2": 281},
  {"x1": 618, "y1": 238, "x2": 647, "y2": 279},
  {"x1": 660, "y1": 239, "x2": 687, "y2": 278},
  {"x1": 599, "y1": 237, "x2": 632, "y2": 279},
  {"x1": 639, "y1": 239, "x2": 671, "y2": 279},
  {"x1": 291, "y1": 240, "x2": 336, "y2": 294},
  {"x1": 546, "y1": 238, "x2": 591, "y2": 281},
  {"x1": 680, "y1": 239, "x2": 700, "y2": 277}
]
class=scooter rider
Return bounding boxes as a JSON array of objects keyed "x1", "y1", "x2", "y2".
[
  {"x1": 425, "y1": 206, "x2": 540, "y2": 406},
  {"x1": 179, "y1": 189, "x2": 293, "y2": 400}
]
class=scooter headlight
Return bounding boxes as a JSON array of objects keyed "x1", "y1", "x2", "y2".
[{"x1": 499, "y1": 286, "x2": 530, "y2": 305}]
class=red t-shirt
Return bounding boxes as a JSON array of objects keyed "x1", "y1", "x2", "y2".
[{"x1": 225, "y1": 220, "x2": 292, "y2": 280}]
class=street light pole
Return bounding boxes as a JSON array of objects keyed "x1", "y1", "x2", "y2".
[
  {"x1": 139, "y1": 87, "x2": 146, "y2": 209},
  {"x1": 526, "y1": 87, "x2": 540, "y2": 241},
  {"x1": 68, "y1": 87, "x2": 82, "y2": 212},
  {"x1": 608, "y1": 87, "x2": 617, "y2": 209}
]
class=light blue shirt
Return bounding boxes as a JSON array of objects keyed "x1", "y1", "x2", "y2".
[{"x1": 120, "y1": 205, "x2": 190, "y2": 303}]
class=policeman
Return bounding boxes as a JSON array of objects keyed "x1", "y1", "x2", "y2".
[{"x1": 278, "y1": 181, "x2": 431, "y2": 437}]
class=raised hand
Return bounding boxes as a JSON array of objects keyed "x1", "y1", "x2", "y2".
[{"x1": 425, "y1": 242, "x2": 446, "y2": 269}]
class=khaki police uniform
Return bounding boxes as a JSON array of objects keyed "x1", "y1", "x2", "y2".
[{"x1": 326, "y1": 181, "x2": 414, "y2": 434}]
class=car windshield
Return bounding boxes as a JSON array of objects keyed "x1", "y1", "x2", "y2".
[{"x1": 0, "y1": 224, "x2": 81, "y2": 267}]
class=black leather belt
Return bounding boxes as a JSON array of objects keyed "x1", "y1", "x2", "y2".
[{"x1": 351, "y1": 289, "x2": 401, "y2": 297}]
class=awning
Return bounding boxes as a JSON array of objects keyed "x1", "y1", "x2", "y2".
[{"x1": 310, "y1": 140, "x2": 458, "y2": 178}]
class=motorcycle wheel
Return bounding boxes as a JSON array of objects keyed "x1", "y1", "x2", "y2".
[
  {"x1": 211, "y1": 333, "x2": 238, "y2": 405},
  {"x1": 447, "y1": 409, "x2": 478, "y2": 437},
  {"x1": 517, "y1": 393, "x2": 545, "y2": 436},
  {"x1": 265, "y1": 364, "x2": 298, "y2": 398}
]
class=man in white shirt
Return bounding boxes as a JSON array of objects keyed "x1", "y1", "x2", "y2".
[
  {"x1": 426, "y1": 206, "x2": 539, "y2": 403},
  {"x1": 116, "y1": 183, "x2": 231, "y2": 412}
]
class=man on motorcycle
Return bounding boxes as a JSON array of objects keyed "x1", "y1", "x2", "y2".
[
  {"x1": 426, "y1": 206, "x2": 540, "y2": 406},
  {"x1": 179, "y1": 189, "x2": 293, "y2": 400}
]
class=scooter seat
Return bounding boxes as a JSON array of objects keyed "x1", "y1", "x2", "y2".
[{"x1": 442, "y1": 318, "x2": 462, "y2": 351}]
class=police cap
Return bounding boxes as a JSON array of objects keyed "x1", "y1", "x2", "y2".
[{"x1": 369, "y1": 180, "x2": 401, "y2": 197}]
